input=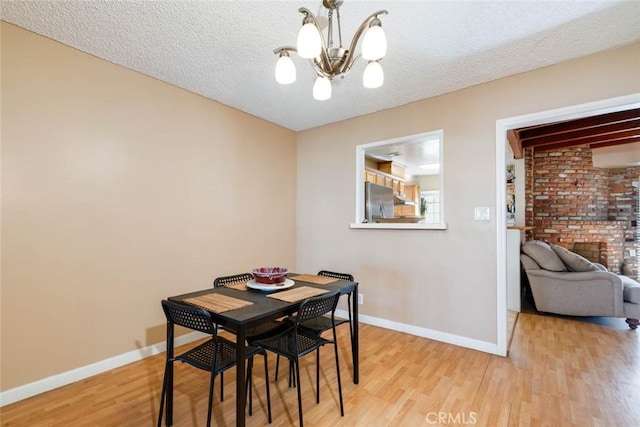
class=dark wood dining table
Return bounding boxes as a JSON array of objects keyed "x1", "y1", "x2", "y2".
[{"x1": 164, "y1": 274, "x2": 359, "y2": 427}]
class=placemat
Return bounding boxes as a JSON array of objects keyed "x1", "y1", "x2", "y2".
[
  {"x1": 292, "y1": 274, "x2": 339, "y2": 285},
  {"x1": 224, "y1": 281, "x2": 249, "y2": 291},
  {"x1": 267, "y1": 286, "x2": 329, "y2": 303},
  {"x1": 183, "y1": 293, "x2": 253, "y2": 313}
]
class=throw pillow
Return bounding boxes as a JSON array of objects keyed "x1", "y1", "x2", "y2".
[
  {"x1": 521, "y1": 240, "x2": 566, "y2": 272},
  {"x1": 550, "y1": 243, "x2": 600, "y2": 272}
]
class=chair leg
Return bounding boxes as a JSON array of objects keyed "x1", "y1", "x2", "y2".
[
  {"x1": 157, "y1": 361, "x2": 170, "y2": 427},
  {"x1": 263, "y1": 353, "x2": 272, "y2": 423},
  {"x1": 285, "y1": 359, "x2": 295, "y2": 388},
  {"x1": 289, "y1": 360, "x2": 296, "y2": 388},
  {"x1": 626, "y1": 318, "x2": 639, "y2": 330},
  {"x1": 247, "y1": 357, "x2": 254, "y2": 416},
  {"x1": 220, "y1": 371, "x2": 224, "y2": 401},
  {"x1": 294, "y1": 357, "x2": 304, "y2": 427},
  {"x1": 333, "y1": 332, "x2": 344, "y2": 417},
  {"x1": 275, "y1": 354, "x2": 280, "y2": 381},
  {"x1": 206, "y1": 371, "x2": 216, "y2": 427},
  {"x1": 316, "y1": 348, "x2": 320, "y2": 403}
]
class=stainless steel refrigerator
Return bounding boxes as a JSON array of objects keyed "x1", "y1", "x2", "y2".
[{"x1": 365, "y1": 182, "x2": 394, "y2": 222}]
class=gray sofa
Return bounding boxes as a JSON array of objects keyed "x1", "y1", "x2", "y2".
[{"x1": 520, "y1": 240, "x2": 640, "y2": 329}]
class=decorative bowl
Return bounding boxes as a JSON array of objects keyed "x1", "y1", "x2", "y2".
[{"x1": 252, "y1": 267, "x2": 289, "y2": 284}]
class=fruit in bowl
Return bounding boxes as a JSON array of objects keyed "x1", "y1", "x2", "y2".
[{"x1": 252, "y1": 267, "x2": 289, "y2": 285}]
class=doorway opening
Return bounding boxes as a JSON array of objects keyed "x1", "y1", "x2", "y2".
[{"x1": 495, "y1": 93, "x2": 640, "y2": 356}]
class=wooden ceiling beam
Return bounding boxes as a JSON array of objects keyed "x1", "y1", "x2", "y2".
[
  {"x1": 533, "y1": 135, "x2": 640, "y2": 153},
  {"x1": 507, "y1": 129, "x2": 523, "y2": 159},
  {"x1": 511, "y1": 108, "x2": 640, "y2": 156},
  {"x1": 518, "y1": 108, "x2": 640, "y2": 140},
  {"x1": 521, "y1": 121, "x2": 640, "y2": 148}
]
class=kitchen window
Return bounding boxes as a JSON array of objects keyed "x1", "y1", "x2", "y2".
[
  {"x1": 420, "y1": 190, "x2": 441, "y2": 224},
  {"x1": 351, "y1": 130, "x2": 446, "y2": 230}
]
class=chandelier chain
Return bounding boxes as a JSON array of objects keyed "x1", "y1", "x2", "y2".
[
  {"x1": 328, "y1": 9, "x2": 334, "y2": 48},
  {"x1": 336, "y1": 8, "x2": 343, "y2": 48}
]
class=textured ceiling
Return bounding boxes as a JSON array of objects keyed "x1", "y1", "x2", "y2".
[{"x1": 2, "y1": 1, "x2": 639, "y2": 132}]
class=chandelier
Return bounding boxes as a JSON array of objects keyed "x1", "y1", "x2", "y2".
[{"x1": 273, "y1": 0, "x2": 388, "y2": 101}]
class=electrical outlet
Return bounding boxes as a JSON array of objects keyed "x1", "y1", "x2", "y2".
[{"x1": 358, "y1": 293, "x2": 363, "y2": 305}]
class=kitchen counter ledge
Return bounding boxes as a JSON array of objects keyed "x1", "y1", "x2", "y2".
[{"x1": 349, "y1": 222, "x2": 448, "y2": 230}]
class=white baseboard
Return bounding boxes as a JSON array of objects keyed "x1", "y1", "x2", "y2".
[
  {"x1": 2, "y1": 313, "x2": 498, "y2": 407},
  {"x1": 335, "y1": 308, "x2": 499, "y2": 355},
  {"x1": 0, "y1": 331, "x2": 207, "y2": 407}
]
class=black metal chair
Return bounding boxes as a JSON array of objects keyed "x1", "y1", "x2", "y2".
[
  {"x1": 276, "y1": 270, "x2": 355, "y2": 382},
  {"x1": 157, "y1": 300, "x2": 272, "y2": 427},
  {"x1": 251, "y1": 290, "x2": 344, "y2": 427},
  {"x1": 213, "y1": 272, "x2": 288, "y2": 398},
  {"x1": 304, "y1": 270, "x2": 354, "y2": 344}
]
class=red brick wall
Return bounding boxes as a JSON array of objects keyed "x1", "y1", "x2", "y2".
[{"x1": 524, "y1": 145, "x2": 639, "y2": 276}]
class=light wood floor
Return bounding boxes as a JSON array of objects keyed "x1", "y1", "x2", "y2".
[
  {"x1": 2, "y1": 313, "x2": 639, "y2": 426},
  {"x1": 507, "y1": 310, "x2": 518, "y2": 352}
]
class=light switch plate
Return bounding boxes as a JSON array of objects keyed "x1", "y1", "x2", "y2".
[{"x1": 474, "y1": 207, "x2": 491, "y2": 221}]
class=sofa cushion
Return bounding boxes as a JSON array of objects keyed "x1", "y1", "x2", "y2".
[
  {"x1": 592, "y1": 263, "x2": 608, "y2": 272},
  {"x1": 522, "y1": 240, "x2": 566, "y2": 272},
  {"x1": 550, "y1": 243, "x2": 600, "y2": 272},
  {"x1": 620, "y1": 275, "x2": 640, "y2": 304},
  {"x1": 521, "y1": 254, "x2": 541, "y2": 271}
]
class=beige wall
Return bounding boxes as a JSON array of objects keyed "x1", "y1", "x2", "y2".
[
  {"x1": 0, "y1": 23, "x2": 297, "y2": 391},
  {"x1": 296, "y1": 42, "x2": 640, "y2": 343},
  {"x1": 418, "y1": 175, "x2": 440, "y2": 191},
  {"x1": 592, "y1": 142, "x2": 640, "y2": 168}
]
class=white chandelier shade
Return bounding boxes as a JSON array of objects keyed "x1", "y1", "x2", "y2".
[
  {"x1": 273, "y1": 0, "x2": 388, "y2": 100},
  {"x1": 297, "y1": 22, "x2": 322, "y2": 59},
  {"x1": 362, "y1": 24, "x2": 387, "y2": 60},
  {"x1": 313, "y1": 76, "x2": 332, "y2": 101},
  {"x1": 362, "y1": 60, "x2": 384, "y2": 88},
  {"x1": 275, "y1": 52, "x2": 296, "y2": 84}
]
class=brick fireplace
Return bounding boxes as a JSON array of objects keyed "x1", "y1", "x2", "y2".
[{"x1": 524, "y1": 145, "x2": 639, "y2": 276}]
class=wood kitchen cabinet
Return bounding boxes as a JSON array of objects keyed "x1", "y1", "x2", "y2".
[
  {"x1": 365, "y1": 170, "x2": 377, "y2": 183},
  {"x1": 394, "y1": 185, "x2": 420, "y2": 217},
  {"x1": 377, "y1": 161, "x2": 406, "y2": 179},
  {"x1": 392, "y1": 180, "x2": 400, "y2": 194},
  {"x1": 405, "y1": 185, "x2": 420, "y2": 202},
  {"x1": 365, "y1": 167, "x2": 407, "y2": 196}
]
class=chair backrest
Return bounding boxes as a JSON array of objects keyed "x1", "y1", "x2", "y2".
[
  {"x1": 318, "y1": 270, "x2": 354, "y2": 282},
  {"x1": 213, "y1": 272, "x2": 254, "y2": 288},
  {"x1": 161, "y1": 300, "x2": 216, "y2": 335},
  {"x1": 296, "y1": 290, "x2": 341, "y2": 324}
]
